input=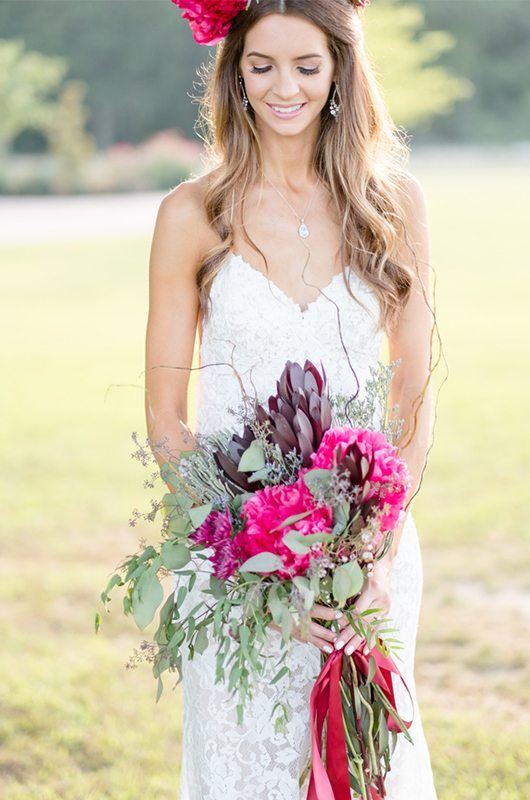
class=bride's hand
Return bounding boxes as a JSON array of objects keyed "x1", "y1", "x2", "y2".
[
  {"x1": 268, "y1": 603, "x2": 350, "y2": 653},
  {"x1": 333, "y1": 559, "x2": 393, "y2": 656}
]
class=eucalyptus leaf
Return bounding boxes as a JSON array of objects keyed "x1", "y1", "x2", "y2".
[
  {"x1": 332, "y1": 501, "x2": 350, "y2": 535},
  {"x1": 160, "y1": 462, "x2": 183, "y2": 490},
  {"x1": 332, "y1": 560, "x2": 364, "y2": 607},
  {"x1": 167, "y1": 514, "x2": 191, "y2": 536},
  {"x1": 132, "y1": 573, "x2": 164, "y2": 630},
  {"x1": 302, "y1": 468, "x2": 332, "y2": 495},
  {"x1": 100, "y1": 573, "x2": 123, "y2": 604},
  {"x1": 238, "y1": 440, "x2": 266, "y2": 472},
  {"x1": 293, "y1": 576, "x2": 315, "y2": 611},
  {"x1": 271, "y1": 665, "x2": 290, "y2": 685},
  {"x1": 267, "y1": 584, "x2": 285, "y2": 625},
  {"x1": 188, "y1": 503, "x2": 213, "y2": 529},
  {"x1": 239, "y1": 552, "x2": 283, "y2": 573},
  {"x1": 282, "y1": 530, "x2": 311, "y2": 555},
  {"x1": 168, "y1": 626, "x2": 186, "y2": 649},
  {"x1": 310, "y1": 573, "x2": 321, "y2": 597},
  {"x1": 283, "y1": 529, "x2": 335, "y2": 555},
  {"x1": 271, "y1": 509, "x2": 313, "y2": 531},
  {"x1": 209, "y1": 576, "x2": 227, "y2": 600},
  {"x1": 160, "y1": 541, "x2": 191, "y2": 570},
  {"x1": 366, "y1": 654, "x2": 377, "y2": 684},
  {"x1": 247, "y1": 466, "x2": 270, "y2": 483},
  {"x1": 160, "y1": 492, "x2": 179, "y2": 512},
  {"x1": 194, "y1": 626, "x2": 209, "y2": 654},
  {"x1": 280, "y1": 606, "x2": 294, "y2": 643},
  {"x1": 175, "y1": 585, "x2": 188, "y2": 610}
]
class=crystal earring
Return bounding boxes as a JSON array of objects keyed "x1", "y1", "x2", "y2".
[
  {"x1": 238, "y1": 74, "x2": 249, "y2": 111},
  {"x1": 329, "y1": 83, "x2": 341, "y2": 119}
]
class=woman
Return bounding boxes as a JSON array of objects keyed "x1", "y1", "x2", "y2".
[{"x1": 145, "y1": 0, "x2": 439, "y2": 797}]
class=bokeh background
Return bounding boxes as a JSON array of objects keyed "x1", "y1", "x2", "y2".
[{"x1": 1, "y1": 1, "x2": 529, "y2": 798}]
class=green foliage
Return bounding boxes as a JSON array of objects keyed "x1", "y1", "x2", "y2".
[
  {"x1": 0, "y1": 0, "x2": 527, "y2": 152},
  {"x1": 0, "y1": 38, "x2": 68, "y2": 151},
  {"x1": 414, "y1": 0, "x2": 530, "y2": 142},
  {"x1": 364, "y1": 1, "x2": 474, "y2": 128},
  {"x1": 332, "y1": 560, "x2": 365, "y2": 607}
]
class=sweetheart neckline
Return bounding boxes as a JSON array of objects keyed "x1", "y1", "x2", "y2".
[{"x1": 226, "y1": 251, "x2": 353, "y2": 315}]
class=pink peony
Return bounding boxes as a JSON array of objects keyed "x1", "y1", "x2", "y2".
[
  {"x1": 235, "y1": 474, "x2": 333, "y2": 578},
  {"x1": 311, "y1": 425, "x2": 412, "y2": 533},
  {"x1": 170, "y1": 0, "x2": 247, "y2": 46},
  {"x1": 190, "y1": 507, "x2": 238, "y2": 580}
]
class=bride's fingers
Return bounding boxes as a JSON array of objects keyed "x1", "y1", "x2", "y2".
[
  {"x1": 336, "y1": 618, "x2": 386, "y2": 655},
  {"x1": 310, "y1": 603, "x2": 345, "y2": 623}
]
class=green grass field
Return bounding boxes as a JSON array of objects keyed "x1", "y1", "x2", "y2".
[{"x1": 1, "y1": 153, "x2": 529, "y2": 798}]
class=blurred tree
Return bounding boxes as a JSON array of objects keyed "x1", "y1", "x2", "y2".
[
  {"x1": 364, "y1": 1, "x2": 473, "y2": 127},
  {"x1": 0, "y1": 0, "x2": 527, "y2": 146},
  {"x1": 411, "y1": 0, "x2": 530, "y2": 142},
  {"x1": 45, "y1": 80, "x2": 96, "y2": 191},
  {"x1": 0, "y1": 0, "x2": 206, "y2": 148},
  {"x1": 0, "y1": 37, "x2": 95, "y2": 188},
  {"x1": 0, "y1": 37, "x2": 67, "y2": 154}
]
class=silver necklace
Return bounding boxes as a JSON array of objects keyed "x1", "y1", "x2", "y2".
[{"x1": 262, "y1": 171, "x2": 321, "y2": 239}]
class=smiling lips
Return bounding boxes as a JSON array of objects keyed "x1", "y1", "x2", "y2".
[{"x1": 267, "y1": 102, "x2": 306, "y2": 118}]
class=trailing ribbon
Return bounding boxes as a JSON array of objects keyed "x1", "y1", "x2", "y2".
[
  {"x1": 307, "y1": 649, "x2": 350, "y2": 800},
  {"x1": 306, "y1": 638, "x2": 414, "y2": 800}
]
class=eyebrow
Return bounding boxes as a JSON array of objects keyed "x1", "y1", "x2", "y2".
[{"x1": 246, "y1": 51, "x2": 323, "y2": 60}]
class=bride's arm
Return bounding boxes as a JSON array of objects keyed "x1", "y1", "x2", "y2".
[
  {"x1": 330, "y1": 173, "x2": 434, "y2": 657},
  {"x1": 384, "y1": 171, "x2": 434, "y2": 562},
  {"x1": 144, "y1": 181, "x2": 204, "y2": 483}
]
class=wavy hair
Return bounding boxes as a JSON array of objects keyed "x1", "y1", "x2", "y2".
[{"x1": 192, "y1": 0, "x2": 424, "y2": 339}]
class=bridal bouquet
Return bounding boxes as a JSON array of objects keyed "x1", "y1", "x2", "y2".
[{"x1": 98, "y1": 358, "x2": 413, "y2": 800}]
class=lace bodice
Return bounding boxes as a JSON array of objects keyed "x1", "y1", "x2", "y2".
[{"x1": 194, "y1": 251, "x2": 384, "y2": 437}]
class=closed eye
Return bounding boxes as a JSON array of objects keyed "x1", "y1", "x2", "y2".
[{"x1": 250, "y1": 66, "x2": 320, "y2": 76}]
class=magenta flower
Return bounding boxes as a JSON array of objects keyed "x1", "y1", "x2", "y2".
[
  {"x1": 190, "y1": 507, "x2": 239, "y2": 580},
  {"x1": 170, "y1": 0, "x2": 247, "y2": 46},
  {"x1": 311, "y1": 426, "x2": 411, "y2": 533},
  {"x1": 235, "y1": 476, "x2": 333, "y2": 578}
]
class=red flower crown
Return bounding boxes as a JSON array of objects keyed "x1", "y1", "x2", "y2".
[{"x1": 171, "y1": 0, "x2": 370, "y2": 47}]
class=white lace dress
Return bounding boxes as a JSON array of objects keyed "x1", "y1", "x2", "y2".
[{"x1": 177, "y1": 252, "x2": 438, "y2": 800}]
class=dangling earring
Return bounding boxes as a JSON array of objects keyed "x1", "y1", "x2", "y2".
[
  {"x1": 238, "y1": 74, "x2": 249, "y2": 111},
  {"x1": 329, "y1": 82, "x2": 341, "y2": 119}
]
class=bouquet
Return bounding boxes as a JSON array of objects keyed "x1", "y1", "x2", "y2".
[{"x1": 98, "y1": 358, "x2": 414, "y2": 800}]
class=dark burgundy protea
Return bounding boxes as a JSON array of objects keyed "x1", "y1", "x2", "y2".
[
  {"x1": 331, "y1": 441, "x2": 381, "y2": 530},
  {"x1": 214, "y1": 360, "x2": 332, "y2": 491},
  {"x1": 256, "y1": 359, "x2": 332, "y2": 466}
]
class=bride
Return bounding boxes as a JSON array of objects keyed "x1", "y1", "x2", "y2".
[{"x1": 145, "y1": 0, "x2": 439, "y2": 797}]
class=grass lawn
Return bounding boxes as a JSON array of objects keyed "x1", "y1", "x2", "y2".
[{"x1": 1, "y1": 152, "x2": 529, "y2": 798}]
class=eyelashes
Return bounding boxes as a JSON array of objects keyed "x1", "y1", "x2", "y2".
[{"x1": 250, "y1": 66, "x2": 320, "y2": 76}]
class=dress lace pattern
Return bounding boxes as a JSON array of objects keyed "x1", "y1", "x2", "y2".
[{"x1": 177, "y1": 252, "x2": 438, "y2": 800}]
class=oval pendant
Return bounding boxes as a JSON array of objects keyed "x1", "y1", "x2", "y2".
[{"x1": 298, "y1": 221, "x2": 309, "y2": 239}]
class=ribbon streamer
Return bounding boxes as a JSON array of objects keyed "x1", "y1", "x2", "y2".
[{"x1": 306, "y1": 638, "x2": 414, "y2": 800}]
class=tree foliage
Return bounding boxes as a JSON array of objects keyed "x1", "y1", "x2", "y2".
[{"x1": 0, "y1": 0, "x2": 526, "y2": 148}]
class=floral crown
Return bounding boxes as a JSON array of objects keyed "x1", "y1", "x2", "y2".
[{"x1": 171, "y1": 0, "x2": 370, "y2": 47}]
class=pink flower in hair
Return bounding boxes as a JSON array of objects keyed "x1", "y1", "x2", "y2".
[{"x1": 170, "y1": 0, "x2": 247, "y2": 46}]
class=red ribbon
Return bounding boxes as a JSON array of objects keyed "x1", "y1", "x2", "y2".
[{"x1": 306, "y1": 639, "x2": 414, "y2": 800}]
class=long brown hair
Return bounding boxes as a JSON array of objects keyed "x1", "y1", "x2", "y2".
[
  {"x1": 191, "y1": 0, "x2": 447, "y2": 486},
  {"x1": 193, "y1": 0, "x2": 421, "y2": 337}
]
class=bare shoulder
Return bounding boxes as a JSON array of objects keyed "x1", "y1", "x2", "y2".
[
  {"x1": 397, "y1": 170, "x2": 429, "y2": 219},
  {"x1": 152, "y1": 173, "x2": 222, "y2": 274}
]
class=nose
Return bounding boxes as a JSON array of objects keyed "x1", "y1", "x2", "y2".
[{"x1": 272, "y1": 68, "x2": 301, "y2": 100}]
